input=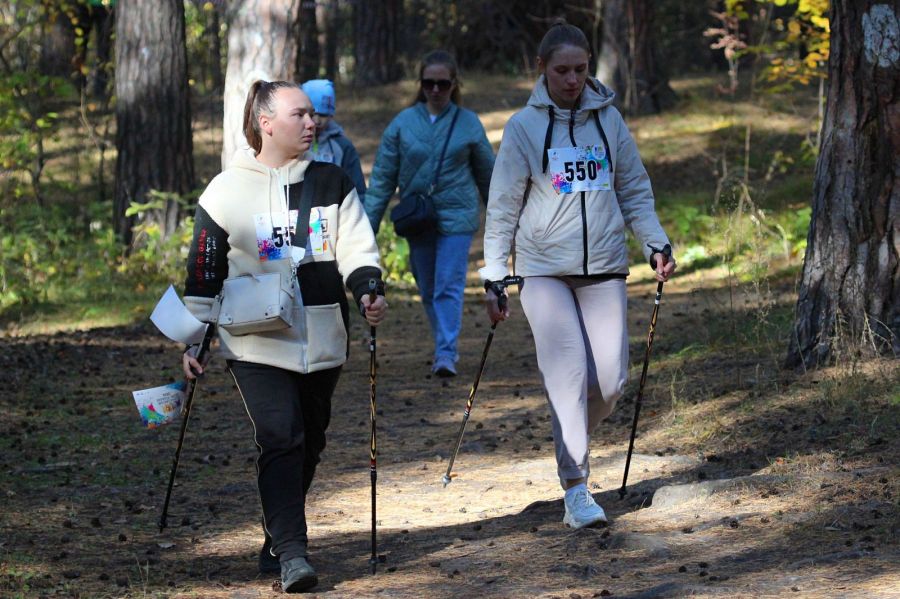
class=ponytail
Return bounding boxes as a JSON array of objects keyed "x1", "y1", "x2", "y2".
[{"x1": 242, "y1": 79, "x2": 297, "y2": 153}]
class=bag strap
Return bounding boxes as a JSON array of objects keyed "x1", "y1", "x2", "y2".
[
  {"x1": 428, "y1": 106, "x2": 461, "y2": 195},
  {"x1": 288, "y1": 165, "x2": 316, "y2": 250}
]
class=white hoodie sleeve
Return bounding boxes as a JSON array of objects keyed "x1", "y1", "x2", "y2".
[
  {"x1": 612, "y1": 113, "x2": 671, "y2": 264},
  {"x1": 480, "y1": 117, "x2": 531, "y2": 282},
  {"x1": 335, "y1": 187, "x2": 382, "y2": 284}
]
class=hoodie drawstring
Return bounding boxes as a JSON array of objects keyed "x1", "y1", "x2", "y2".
[
  {"x1": 541, "y1": 105, "x2": 555, "y2": 174},
  {"x1": 542, "y1": 104, "x2": 614, "y2": 175},
  {"x1": 592, "y1": 111, "x2": 614, "y2": 174},
  {"x1": 568, "y1": 106, "x2": 577, "y2": 145}
]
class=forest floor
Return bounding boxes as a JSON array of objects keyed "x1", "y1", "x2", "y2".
[
  {"x1": 1, "y1": 266, "x2": 897, "y2": 598},
  {"x1": 1, "y1": 74, "x2": 898, "y2": 598}
]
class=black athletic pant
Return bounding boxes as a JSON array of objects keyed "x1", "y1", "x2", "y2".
[{"x1": 228, "y1": 360, "x2": 341, "y2": 562}]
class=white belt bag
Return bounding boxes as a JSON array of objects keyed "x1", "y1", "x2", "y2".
[{"x1": 218, "y1": 272, "x2": 295, "y2": 336}]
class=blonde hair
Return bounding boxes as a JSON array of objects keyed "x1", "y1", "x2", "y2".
[{"x1": 410, "y1": 50, "x2": 462, "y2": 106}]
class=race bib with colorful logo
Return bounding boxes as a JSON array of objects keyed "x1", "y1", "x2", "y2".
[
  {"x1": 307, "y1": 207, "x2": 330, "y2": 255},
  {"x1": 255, "y1": 210, "x2": 299, "y2": 261},
  {"x1": 255, "y1": 208, "x2": 330, "y2": 261},
  {"x1": 547, "y1": 145, "x2": 611, "y2": 194}
]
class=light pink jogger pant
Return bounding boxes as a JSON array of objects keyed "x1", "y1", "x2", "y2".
[{"x1": 519, "y1": 276, "x2": 629, "y2": 489}]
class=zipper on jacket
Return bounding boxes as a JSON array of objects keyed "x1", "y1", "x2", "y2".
[{"x1": 568, "y1": 108, "x2": 590, "y2": 275}]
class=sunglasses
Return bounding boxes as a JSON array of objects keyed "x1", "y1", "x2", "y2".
[{"x1": 421, "y1": 78, "x2": 453, "y2": 91}]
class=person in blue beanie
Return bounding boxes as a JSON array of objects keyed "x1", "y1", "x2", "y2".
[
  {"x1": 301, "y1": 79, "x2": 367, "y2": 202},
  {"x1": 365, "y1": 50, "x2": 495, "y2": 377}
]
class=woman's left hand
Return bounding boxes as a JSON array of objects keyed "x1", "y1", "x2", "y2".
[
  {"x1": 361, "y1": 294, "x2": 388, "y2": 326},
  {"x1": 652, "y1": 252, "x2": 677, "y2": 282}
]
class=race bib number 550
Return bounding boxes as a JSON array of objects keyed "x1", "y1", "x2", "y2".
[{"x1": 547, "y1": 145, "x2": 611, "y2": 194}]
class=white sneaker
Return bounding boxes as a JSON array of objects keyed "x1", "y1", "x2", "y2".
[{"x1": 563, "y1": 485, "x2": 608, "y2": 529}]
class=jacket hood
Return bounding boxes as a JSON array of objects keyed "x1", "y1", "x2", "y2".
[
  {"x1": 229, "y1": 147, "x2": 310, "y2": 184},
  {"x1": 527, "y1": 75, "x2": 615, "y2": 112},
  {"x1": 528, "y1": 76, "x2": 617, "y2": 174},
  {"x1": 316, "y1": 120, "x2": 345, "y2": 143}
]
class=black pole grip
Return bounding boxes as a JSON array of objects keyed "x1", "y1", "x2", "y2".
[
  {"x1": 361, "y1": 278, "x2": 381, "y2": 317},
  {"x1": 648, "y1": 243, "x2": 672, "y2": 270},
  {"x1": 487, "y1": 275, "x2": 523, "y2": 313}
]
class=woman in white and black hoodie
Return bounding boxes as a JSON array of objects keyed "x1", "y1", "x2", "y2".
[
  {"x1": 182, "y1": 80, "x2": 387, "y2": 593},
  {"x1": 480, "y1": 23, "x2": 676, "y2": 530}
]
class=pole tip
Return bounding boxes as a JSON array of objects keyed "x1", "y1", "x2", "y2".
[
  {"x1": 441, "y1": 474, "x2": 452, "y2": 487},
  {"x1": 369, "y1": 555, "x2": 385, "y2": 574}
]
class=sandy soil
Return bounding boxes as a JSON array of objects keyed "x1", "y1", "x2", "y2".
[{"x1": 1, "y1": 262, "x2": 897, "y2": 598}]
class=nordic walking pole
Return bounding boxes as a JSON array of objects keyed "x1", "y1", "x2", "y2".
[
  {"x1": 364, "y1": 279, "x2": 382, "y2": 574},
  {"x1": 159, "y1": 320, "x2": 217, "y2": 532},
  {"x1": 620, "y1": 245, "x2": 670, "y2": 500},
  {"x1": 442, "y1": 275, "x2": 523, "y2": 487}
]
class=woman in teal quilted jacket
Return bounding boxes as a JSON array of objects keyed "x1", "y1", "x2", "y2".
[{"x1": 366, "y1": 50, "x2": 495, "y2": 377}]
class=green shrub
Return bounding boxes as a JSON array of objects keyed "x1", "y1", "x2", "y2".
[
  {"x1": 123, "y1": 190, "x2": 196, "y2": 286},
  {"x1": 375, "y1": 220, "x2": 415, "y2": 286}
]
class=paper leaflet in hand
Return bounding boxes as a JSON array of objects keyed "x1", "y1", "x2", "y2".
[
  {"x1": 150, "y1": 285, "x2": 207, "y2": 345},
  {"x1": 132, "y1": 382, "x2": 186, "y2": 429}
]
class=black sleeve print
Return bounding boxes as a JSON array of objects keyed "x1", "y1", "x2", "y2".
[{"x1": 183, "y1": 205, "x2": 230, "y2": 298}]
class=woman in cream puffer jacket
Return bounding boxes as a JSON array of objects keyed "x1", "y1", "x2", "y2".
[{"x1": 480, "y1": 22, "x2": 676, "y2": 531}]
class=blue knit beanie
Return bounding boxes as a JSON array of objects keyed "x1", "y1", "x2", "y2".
[{"x1": 301, "y1": 79, "x2": 336, "y2": 116}]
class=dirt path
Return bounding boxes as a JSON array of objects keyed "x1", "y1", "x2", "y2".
[{"x1": 1, "y1": 265, "x2": 898, "y2": 598}]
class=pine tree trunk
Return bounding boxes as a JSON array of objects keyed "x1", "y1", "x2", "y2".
[
  {"x1": 113, "y1": 0, "x2": 194, "y2": 245},
  {"x1": 222, "y1": 0, "x2": 299, "y2": 168},
  {"x1": 596, "y1": 0, "x2": 626, "y2": 96},
  {"x1": 206, "y1": 4, "x2": 224, "y2": 93},
  {"x1": 39, "y1": 5, "x2": 76, "y2": 79},
  {"x1": 323, "y1": 0, "x2": 339, "y2": 81},
  {"x1": 297, "y1": 0, "x2": 320, "y2": 81},
  {"x1": 597, "y1": 0, "x2": 676, "y2": 115},
  {"x1": 353, "y1": 0, "x2": 402, "y2": 86},
  {"x1": 786, "y1": 1, "x2": 900, "y2": 368},
  {"x1": 90, "y1": 5, "x2": 114, "y2": 99}
]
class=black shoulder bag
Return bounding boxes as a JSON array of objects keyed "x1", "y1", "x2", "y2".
[{"x1": 390, "y1": 107, "x2": 460, "y2": 238}]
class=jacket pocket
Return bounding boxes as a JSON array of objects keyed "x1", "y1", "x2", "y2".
[
  {"x1": 520, "y1": 196, "x2": 547, "y2": 240},
  {"x1": 305, "y1": 303, "x2": 347, "y2": 368}
]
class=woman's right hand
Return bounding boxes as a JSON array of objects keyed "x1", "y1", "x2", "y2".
[
  {"x1": 485, "y1": 287, "x2": 509, "y2": 324},
  {"x1": 182, "y1": 346, "x2": 207, "y2": 380}
]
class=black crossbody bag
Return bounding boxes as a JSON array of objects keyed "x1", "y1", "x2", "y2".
[{"x1": 390, "y1": 106, "x2": 460, "y2": 238}]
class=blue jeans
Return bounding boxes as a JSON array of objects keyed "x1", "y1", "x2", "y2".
[{"x1": 407, "y1": 232, "x2": 472, "y2": 363}]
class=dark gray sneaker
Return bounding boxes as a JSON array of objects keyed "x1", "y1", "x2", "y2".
[
  {"x1": 281, "y1": 556, "x2": 318, "y2": 593},
  {"x1": 433, "y1": 357, "x2": 456, "y2": 378},
  {"x1": 259, "y1": 534, "x2": 280, "y2": 574}
]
